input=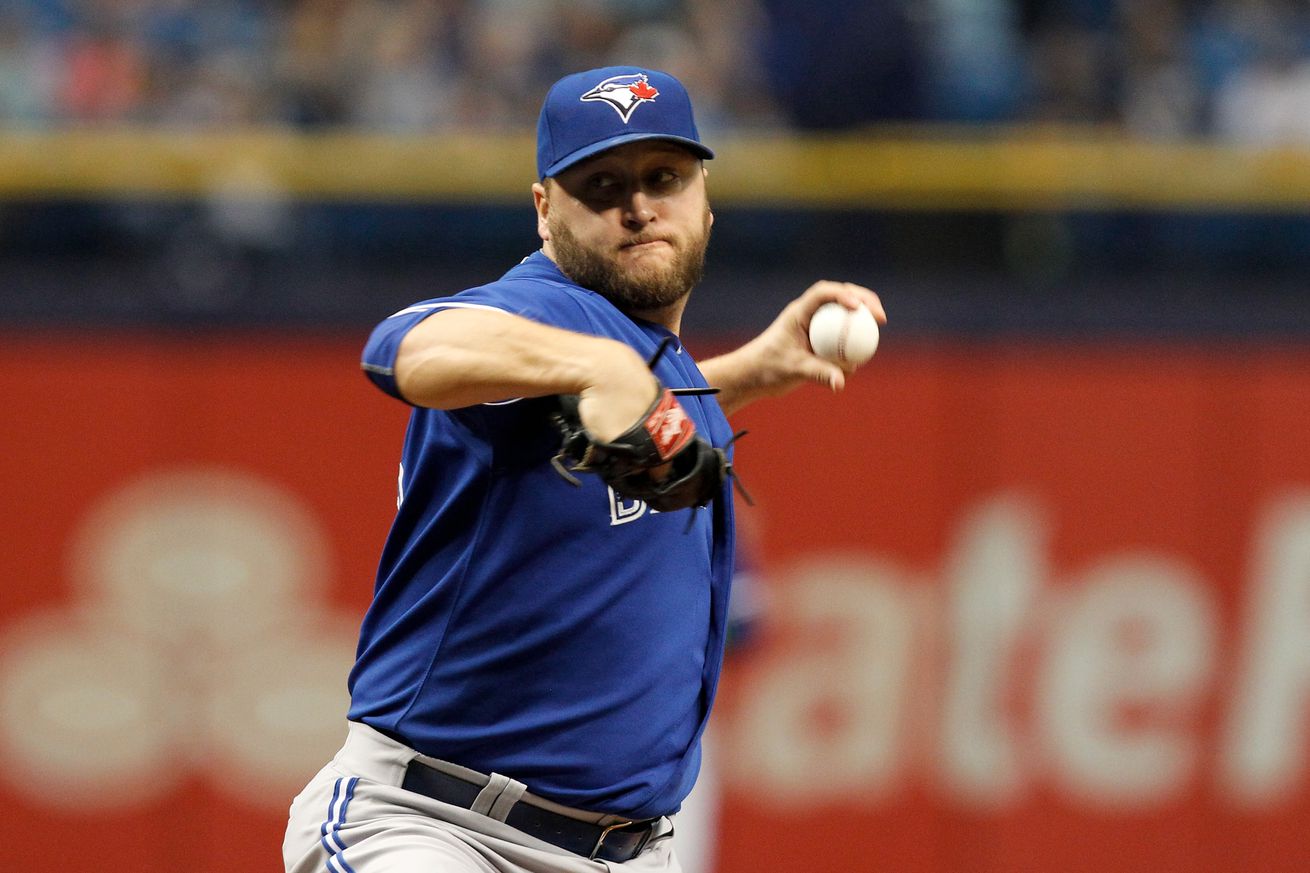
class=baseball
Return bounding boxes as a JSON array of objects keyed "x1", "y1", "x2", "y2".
[{"x1": 808, "y1": 302, "x2": 879, "y2": 366}]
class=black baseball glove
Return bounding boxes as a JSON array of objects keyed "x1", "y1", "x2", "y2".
[{"x1": 550, "y1": 386, "x2": 731, "y2": 512}]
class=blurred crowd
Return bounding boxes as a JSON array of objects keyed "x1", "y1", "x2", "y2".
[{"x1": 2, "y1": 0, "x2": 1310, "y2": 141}]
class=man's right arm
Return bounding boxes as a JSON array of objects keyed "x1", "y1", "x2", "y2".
[{"x1": 381, "y1": 307, "x2": 659, "y2": 442}]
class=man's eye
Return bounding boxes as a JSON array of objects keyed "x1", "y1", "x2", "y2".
[{"x1": 588, "y1": 175, "x2": 618, "y2": 191}]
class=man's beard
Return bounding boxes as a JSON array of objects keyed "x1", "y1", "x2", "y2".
[{"x1": 547, "y1": 209, "x2": 711, "y2": 313}]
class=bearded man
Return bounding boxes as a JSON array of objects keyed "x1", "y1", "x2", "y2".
[{"x1": 284, "y1": 66, "x2": 884, "y2": 873}]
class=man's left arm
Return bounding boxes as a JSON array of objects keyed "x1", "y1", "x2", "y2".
[{"x1": 699, "y1": 281, "x2": 885, "y2": 416}]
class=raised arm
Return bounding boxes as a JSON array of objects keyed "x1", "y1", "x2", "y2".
[
  {"x1": 700, "y1": 281, "x2": 886, "y2": 416},
  {"x1": 387, "y1": 308, "x2": 659, "y2": 442}
]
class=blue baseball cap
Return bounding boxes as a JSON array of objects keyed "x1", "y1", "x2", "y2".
[{"x1": 536, "y1": 66, "x2": 714, "y2": 179}]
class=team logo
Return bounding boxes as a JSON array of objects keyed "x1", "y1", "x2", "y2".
[{"x1": 581, "y1": 73, "x2": 660, "y2": 122}]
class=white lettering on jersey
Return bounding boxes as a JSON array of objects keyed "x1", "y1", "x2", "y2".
[
  {"x1": 608, "y1": 487, "x2": 660, "y2": 526},
  {"x1": 609, "y1": 488, "x2": 646, "y2": 525}
]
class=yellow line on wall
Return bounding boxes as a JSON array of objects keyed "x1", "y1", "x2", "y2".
[{"x1": 2, "y1": 127, "x2": 1310, "y2": 210}]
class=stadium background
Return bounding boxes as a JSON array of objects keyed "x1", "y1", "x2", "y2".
[{"x1": 2, "y1": 1, "x2": 1310, "y2": 871}]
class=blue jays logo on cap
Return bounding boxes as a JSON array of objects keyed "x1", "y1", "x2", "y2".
[
  {"x1": 580, "y1": 73, "x2": 660, "y2": 122},
  {"x1": 536, "y1": 66, "x2": 714, "y2": 179}
]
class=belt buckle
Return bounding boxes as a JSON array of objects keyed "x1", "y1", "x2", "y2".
[{"x1": 589, "y1": 819, "x2": 648, "y2": 861}]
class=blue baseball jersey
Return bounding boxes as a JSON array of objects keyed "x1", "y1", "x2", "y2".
[{"x1": 351, "y1": 251, "x2": 736, "y2": 820}]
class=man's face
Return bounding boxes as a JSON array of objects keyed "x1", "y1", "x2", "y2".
[{"x1": 536, "y1": 141, "x2": 713, "y2": 313}]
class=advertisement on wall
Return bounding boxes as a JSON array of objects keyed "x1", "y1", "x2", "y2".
[{"x1": 2, "y1": 334, "x2": 1307, "y2": 873}]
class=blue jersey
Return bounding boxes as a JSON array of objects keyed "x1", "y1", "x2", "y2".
[{"x1": 352, "y1": 251, "x2": 736, "y2": 820}]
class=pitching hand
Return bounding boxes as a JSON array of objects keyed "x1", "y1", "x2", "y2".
[{"x1": 699, "y1": 281, "x2": 885, "y2": 415}]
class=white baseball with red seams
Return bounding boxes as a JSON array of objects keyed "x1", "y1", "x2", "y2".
[{"x1": 808, "y1": 301, "x2": 880, "y2": 366}]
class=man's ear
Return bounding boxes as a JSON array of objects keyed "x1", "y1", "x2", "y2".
[
  {"x1": 702, "y1": 167, "x2": 713, "y2": 227},
  {"x1": 532, "y1": 180, "x2": 550, "y2": 241}
]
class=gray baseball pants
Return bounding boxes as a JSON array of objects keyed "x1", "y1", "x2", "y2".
[{"x1": 284, "y1": 721, "x2": 682, "y2": 873}]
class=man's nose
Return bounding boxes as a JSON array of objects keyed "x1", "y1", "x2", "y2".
[{"x1": 622, "y1": 190, "x2": 655, "y2": 229}]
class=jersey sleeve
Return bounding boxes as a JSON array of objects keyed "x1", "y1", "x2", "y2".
[{"x1": 359, "y1": 280, "x2": 593, "y2": 402}]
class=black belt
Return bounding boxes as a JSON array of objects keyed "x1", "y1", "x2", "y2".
[{"x1": 401, "y1": 760, "x2": 659, "y2": 863}]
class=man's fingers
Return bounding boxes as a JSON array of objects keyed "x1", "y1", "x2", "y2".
[
  {"x1": 801, "y1": 357, "x2": 846, "y2": 392},
  {"x1": 799, "y1": 280, "x2": 887, "y2": 325},
  {"x1": 840, "y1": 283, "x2": 886, "y2": 323}
]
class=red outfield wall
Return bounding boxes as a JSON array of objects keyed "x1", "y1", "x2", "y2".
[{"x1": 1, "y1": 333, "x2": 1308, "y2": 873}]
